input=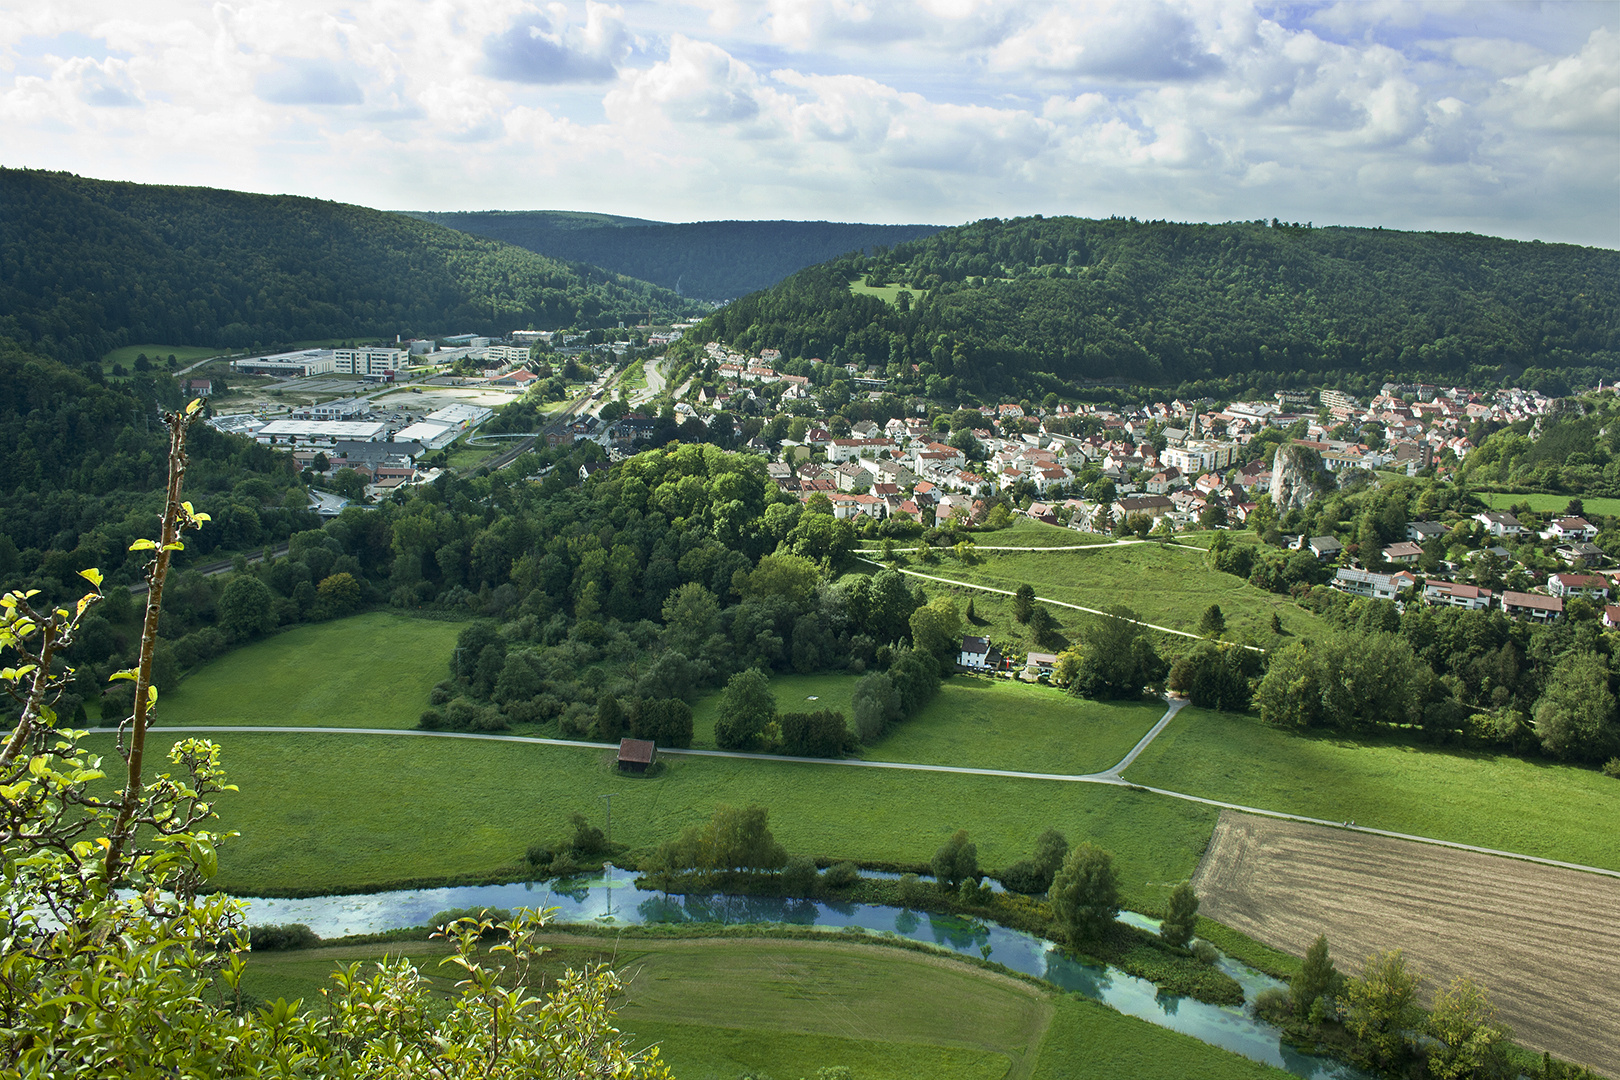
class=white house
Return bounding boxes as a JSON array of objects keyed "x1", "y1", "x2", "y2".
[{"x1": 1474, "y1": 511, "x2": 1524, "y2": 537}]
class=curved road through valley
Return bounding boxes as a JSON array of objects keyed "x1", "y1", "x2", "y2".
[{"x1": 145, "y1": 695, "x2": 1619, "y2": 881}]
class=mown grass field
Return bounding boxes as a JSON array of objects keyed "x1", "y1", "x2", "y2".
[
  {"x1": 101, "y1": 343, "x2": 223, "y2": 371},
  {"x1": 690, "y1": 671, "x2": 1160, "y2": 775},
  {"x1": 908, "y1": 543, "x2": 1321, "y2": 643},
  {"x1": 159, "y1": 613, "x2": 461, "y2": 729},
  {"x1": 1478, "y1": 491, "x2": 1620, "y2": 518},
  {"x1": 1127, "y1": 708, "x2": 1620, "y2": 871},
  {"x1": 241, "y1": 935, "x2": 1288, "y2": 1080},
  {"x1": 847, "y1": 278, "x2": 928, "y2": 306},
  {"x1": 865, "y1": 678, "x2": 1162, "y2": 775},
  {"x1": 139, "y1": 731, "x2": 1217, "y2": 903},
  {"x1": 446, "y1": 444, "x2": 499, "y2": 469}
]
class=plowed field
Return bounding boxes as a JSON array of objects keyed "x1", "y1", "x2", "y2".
[{"x1": 1193, "y1": 812, "x2": 1620, "y2": 1076}]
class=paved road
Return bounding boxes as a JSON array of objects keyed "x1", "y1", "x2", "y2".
[
  {"x1": 127, "y1": 544, "x2": 290, "y2": 596},
  {"x1": 134, "y1": 708, "x2": 1620, "y2": 881},
  {"x1": 858, "y1": 558, "x2": 1265, "y2": 652}
]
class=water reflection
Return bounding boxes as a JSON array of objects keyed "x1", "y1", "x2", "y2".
[{"x1": 238, "y1": 874, "x2": 1369, "y2": 1080}]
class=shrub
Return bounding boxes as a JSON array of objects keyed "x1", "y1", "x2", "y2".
[
  {"x1": 898, "y1": 873, "x2": 926, "y2": 908},
  {"x1": 428, "y1": 686, "x2": 451, "y2": 706},
  {"x1": 999, "y1": 859, "x2": 1046, "y2": 894},
  {"x1": 1603, "y1": 757, "x2": 1620, "y2": 778},
  {"x1": 525, "y1": 844, "x2": 553, "y2": 867},
  {"x1": 248, "y1": 923, "x2": 320, "y2": 951},
  {"x1": 1191, "y1": 941, "x2": 1219, "y2": 965},
  {"x1": 780, "y1": 854, "x2": 818, "y2": 894},
  {"x1": 778, "y1": 709, "x2": 848, "y2": 757},
  {"x1": 417, "y1": 708, "x2": 443, "y2": 730},
  {"x1": 823, "y1": 861, "x2": 860, "y2": 889},
  {"x1": 1253, "y1": 987, "x2": 1293, "y2": 1024}
]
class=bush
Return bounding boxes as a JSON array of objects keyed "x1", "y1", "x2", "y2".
[
  {"x1": 525, "y1": 844, "x2": 553, "y2": 868},
  {"x1": 1253, "y1": 987, "x2": 1293, "y2": 1024},
  {"x1": 248, "y1": 923, "x2": 320, "y2": 951},
  {"x1": 780, "y1": 854, "x2": 819, "y2": 894},
  {"x1": 417, "y1": 708, "x2": 443, "y2": 730},
  {"x1": 1603, "y1": 757, "x2": 1620, "y2": 778},
  {"x1": 898, "y1": 873, "x2": 926, "y2": 908},
  {"x1": 778, "y1": 709, "x2": 848, "y2": 757},
  {"x1": 429, "y1": 686, "x2": 451, "y2": 706},
  {"x1": 823, "y1": 861, "x2": 860, "y2": 889},
  {"x1": 1000, "y1": 859, "x2": 1046, "y2": 894},
  {"x1": 1191, "y1": 941, "x2": 1219, "y2": 965}
]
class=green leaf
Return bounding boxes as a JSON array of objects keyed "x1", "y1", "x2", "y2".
[{"x1": 129, "y1": 539, "x2": 157, "y2": 552}]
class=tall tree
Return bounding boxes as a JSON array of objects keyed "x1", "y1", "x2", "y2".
[
  {"x1": 1049, "y1": 842, "x2": 1121, "y2": 944},
  {"x1": 715, "y1": 667, "x2": 775, "y2": 750},
  {"x1": 1158, "y1": 881, "x2": 1200, "y2": 948},
  {"x1": 1345, "y1": 949, "x2": 1423, "y2": 1069}
]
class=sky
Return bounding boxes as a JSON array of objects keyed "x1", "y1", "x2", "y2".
[{"x1": 2, "y1": 1, "x2": 1616, "y2": 246}]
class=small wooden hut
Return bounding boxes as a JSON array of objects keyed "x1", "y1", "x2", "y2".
[{"x1": 617, "y1": 738, "x2": 656, "y2": 774}]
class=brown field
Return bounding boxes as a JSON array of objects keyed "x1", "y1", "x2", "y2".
[{"x1": 1193, "y1": 811, "x2": 1620, "y2": 1077}]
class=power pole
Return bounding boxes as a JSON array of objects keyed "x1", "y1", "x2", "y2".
[{"x1": 600, "y1": 792, "x2": 614, "y2": 846}]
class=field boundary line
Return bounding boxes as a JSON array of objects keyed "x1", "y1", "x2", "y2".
[
  {"x1": 122, "y1": 724, "x2": 1620, "y2": 881},
  {"x1": 856, "y1": 559, "x2": 1264, "y2": 653}
]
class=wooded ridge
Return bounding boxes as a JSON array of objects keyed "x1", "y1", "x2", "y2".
[
  {"x1": 677, "y1": 216, "x2": 1620, "y2": 401},
  {"x1": 0, "y1": 169, "x2": 701, "y2": 366}
]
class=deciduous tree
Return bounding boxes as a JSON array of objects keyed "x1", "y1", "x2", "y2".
[
  {"x1": 715, "y1": 667, "x2": 775, "y2": 749},
  {"x1": 1159, "y1": 881, "x2": 1200, "y2": 948},
  {"x1": 1049, "y1": 842, "x2": 1121, "y2": 944}
]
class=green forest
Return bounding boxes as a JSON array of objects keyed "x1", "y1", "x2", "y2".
[
  {"x1": 0, "y1": 169, "x2": 703, "y2": 366},
  {"x1": 673, "y1": 216, "x2": 1620, "y2": 401},
  {"x1": 408, "y1": 210, "x2": 943, "y2": 300}
]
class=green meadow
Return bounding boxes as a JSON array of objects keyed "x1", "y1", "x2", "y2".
[
  {"x1": 1478, "y1": 491, "x2": 1620, "y2": 518},
  {"x1": 240, "y1": 935, "x2": 1287, "y2": 1080},
  {"x1": 159, "y1": 613, "x2": 461, "y2": 729},
  {"x1": 141, "y1": 730, "x2": 1216, "y2": 902},
  {"x1": 1126, "y1": 707, "x2": 1620, "y2": 871},
  {"x1": 906, "y1": 543, "x2": 1321, "y2": 643}
]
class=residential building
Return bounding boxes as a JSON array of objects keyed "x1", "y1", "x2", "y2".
[
  {"x1": 333, "y1": 347, "x2": 407, "y2": 377},
  {"x1": 1547, "y1": 573, "x2": 1610, "y2": 600},
  {"x1": 1542, "y1": 517, "x2": 1597, "y2": 543},
  {"x1": 1331, "y1": 568, "x2": 1415, "y2": 600},
  {"x1": 1422, "y1": 581, "x2": 1493, "y2": 611},
  {"x1": 1557, "y1": 542, "x2": 1605, "y2": 567},
  {"x1": 958, "y1": 636, "x2": 1002, "y2": 671},
  {"x1": 1501, "y1": 591, "x2": 1563, "y2": 621},
  {"x1": 1474, "y1": 511, "x2": 1525, "y2": 536},
  {"x1": 1382, "y1": 541, "x2": 1424, "y2": 564},
  {"x1": 1308, "y1": 537, "x2": 1343, "y2": 561},
  {"x1": 1406, "y1": 521, "x2": 1447, "y2": 543}
]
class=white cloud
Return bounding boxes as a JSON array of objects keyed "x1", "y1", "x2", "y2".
[{"x1": 0, "y1": 0, "x2": 1611, "y2": 245}]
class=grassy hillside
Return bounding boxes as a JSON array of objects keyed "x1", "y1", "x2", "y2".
[
  {"x1": 242, "y1": 935, "x2": 1289, "y2": 1080},
  {"x1": 675, "y1": 215, "x2": 1620, "y2": 398},
  {"x1": 0, "y1": 169, "x2": 702, "y2": 366},
  {"x1": 408, "y1": 211, "x2": 944, "y2": 300}
]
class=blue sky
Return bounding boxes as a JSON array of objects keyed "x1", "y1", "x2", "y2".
[{"x1": 2, "y1": 1, "x2": 1615, "y2": 245}]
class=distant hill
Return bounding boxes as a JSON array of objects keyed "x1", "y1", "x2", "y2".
[
  {"x1": 0, "y1": 170, "x2": 702, "y2": 367},
  {"x1": 676, "y1": 216, "x2": 1620, "y2": 400},
  {"x1": 404, "y1": 212, "x2": 945, "y2": 300}
]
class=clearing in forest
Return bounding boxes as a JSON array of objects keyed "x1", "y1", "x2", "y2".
[{"x1": 1192, "y1": 811, "x2": 1620, "y2": 1077}]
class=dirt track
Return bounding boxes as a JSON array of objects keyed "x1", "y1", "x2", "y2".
[{"x1": 1193, "y1": 811, "x2": 1620, "y2": 1077}]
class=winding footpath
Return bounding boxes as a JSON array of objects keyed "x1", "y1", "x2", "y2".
[{"x1": 147, "y1": 697, "x2": 1620, "y2": 882}]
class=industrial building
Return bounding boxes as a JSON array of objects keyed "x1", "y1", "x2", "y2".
[
  {"x1": 254, "y1": 420, "x2": 387, "y2": 447},
  {"x1": 231, "y1": 349, "x2": 337, "y2": 377}
]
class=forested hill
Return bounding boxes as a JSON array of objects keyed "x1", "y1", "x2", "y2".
[
  {"x1": 0, "y1": 169, "x2": 701, "y2": 367},
  {"x1": 679, "y1": 216, "x2": 1620, "y2": 400},
  {"x1": 404, "y1": 211, "x2": 944, "y2": 301}
]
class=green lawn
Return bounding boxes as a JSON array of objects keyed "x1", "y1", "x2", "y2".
[
  {"x1": 100, "y1": 344, "x2": 224, "y2": 373},
  {"x1": 159, "y1": 613, "x2": 460, "y2": 729},
  {"x1": 847, "y1": 278, "x2": 929, "y2": 306},
  {"x1": 446, "y1": 445, "x2": 499, "y2": 469},
  {"x1": 971, "y1": 518, "x2": 1115, "y2": 548},
  {"x1": 1478, "y1": 491, "x2": 1620, "y2": 518},
  {"x1": 137, "y1": 731, "x2": 1216, "y2": 903},
  {"x1": 1126, "y1": 708, "x2": 1620, "y2": 871},
  {"x1": 1031, "y1": 995, "x2": 1287, "y2": 1080},
  {"x1": 240, "y1": 935, "x2": 1286, "y2": 1080},
  {"x1": 865, "y1": 679, "x2": 1163, "y2": 775},
  {"x1": 689, "y1": 671, "x2": 1162, "y2": 775},
  {"x1": 913, "y1": 544, "x2": 1321, "y2": 644}
]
